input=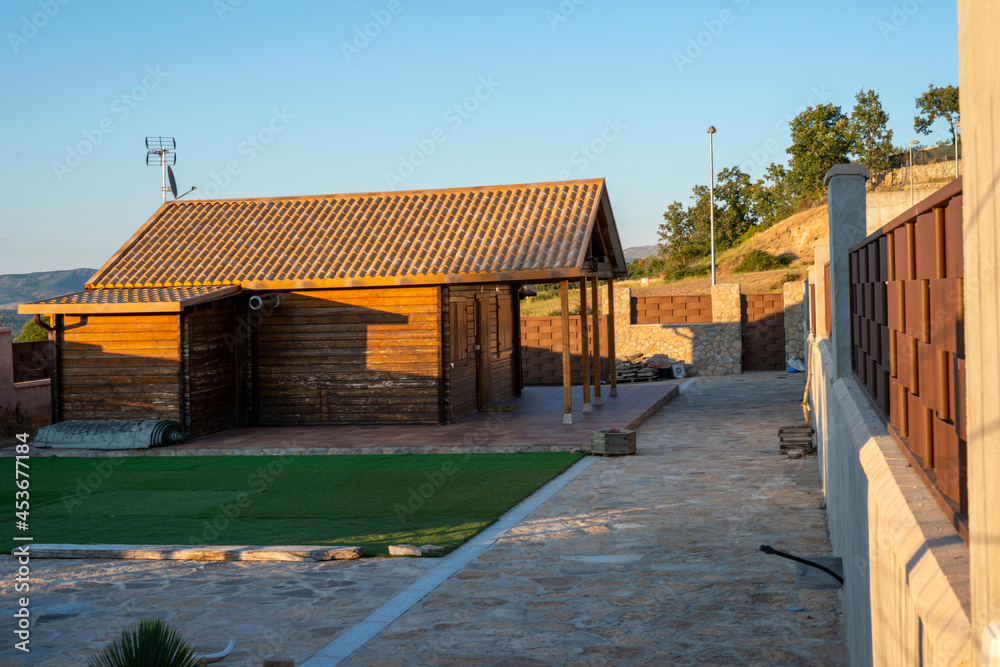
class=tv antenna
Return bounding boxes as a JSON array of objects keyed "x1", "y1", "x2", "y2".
[{"x1": 146, "y1": 137, "x2": 195, "y2": 202}]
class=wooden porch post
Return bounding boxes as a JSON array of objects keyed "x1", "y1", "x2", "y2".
[
  {"x1": 560, "y1": 280, "x2": 573, "y2": 424},
  {"x1": 607, "y1": 277, "x2": 618, "y2": 396},
  {"x1": 579, "y1": 278, "x2": 591, "y2": 413},
  {"x1": 591, "y1": 276, "x2": 603, "y2": 406}
]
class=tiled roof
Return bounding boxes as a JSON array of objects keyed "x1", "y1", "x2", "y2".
[
  {"x1": 19, "y1": 286, "x2": 239, "y2": 314},
  {"x1": 87, "y1": 178, "x2": 625, "y2": 290}
]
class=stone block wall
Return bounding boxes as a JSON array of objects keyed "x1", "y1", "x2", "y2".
[
  {"x1": 782, "y1": 281, "x2": 806, "y2": 364},
  {"x1": 598, "y1": 282, "x2": 805, "y2": 377}
]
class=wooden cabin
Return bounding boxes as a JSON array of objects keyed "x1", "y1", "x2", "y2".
[{"x1": 20, "y1": 178, "x2": 628, "y2": 437}]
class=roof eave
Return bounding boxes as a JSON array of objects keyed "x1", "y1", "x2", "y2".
[{"x1": 18, "y1": 285, "x2": 241, "y2": 315}]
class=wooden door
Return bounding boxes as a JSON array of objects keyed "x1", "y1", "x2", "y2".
[{"x1": 475, "y1": 295, "x2": 492, "y2": 407}]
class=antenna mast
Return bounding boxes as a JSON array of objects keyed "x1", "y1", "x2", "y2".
[
  {"x1": 146, "y1": 137, "x2": 176, "y2": 202},
  {"x1": 145, "y1": 137, "x2": 195, "y2": 201}
]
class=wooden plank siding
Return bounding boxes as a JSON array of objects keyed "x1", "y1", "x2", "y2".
[
  {"x1": 443, "y1": 285, "x2": 519, "y2": 421},
  {"x1": 254, "y1": 288, "x2": 441, "y2": 425},
  {"x1": 182, "y1": 299, "x2": 239, "y2": 437},
  {"x1": 55, "y1": 314, "x2": 182, "y2": 422},
  {"x1": 445, "y1": 290, "x2": 477, "y2": 421}
]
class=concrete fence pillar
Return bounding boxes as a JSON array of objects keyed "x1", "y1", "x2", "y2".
[
  {"x1": 958, "y1": 0, "x2": 1000, "y2": 660},
  {"x1": 824, "y1": 165, "x2": 870, "y2": 381}
]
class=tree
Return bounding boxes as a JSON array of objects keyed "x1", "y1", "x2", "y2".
[
  {"x1": 713, "y1": 166, "x2": 759, "y2": 250},
  {"x1": 850, "y1": 89, "x2": 895, "y2": 173},
  {"x1": 16, "y1": 317, "x2": 48, "y2": 342},
  {"x1": 786, "y1": 103, "x2": 853, "y2": 200},
  {"x1": 657, "y1": 186, "x2": 713, "y2": 257},
  {"x1": 749, "y1": 163, "x2": 799, "y2": 229},
  {"x1": 914, "y1": 84, "x2": 960, "y2": 141},
  {"x1": 657, "y1": 200, "x2": 692, "y2": 251}
]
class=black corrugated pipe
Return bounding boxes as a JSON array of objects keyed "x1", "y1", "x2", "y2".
[{"x1": 759, "y1": 544, "x2": 845, "y2": 585}]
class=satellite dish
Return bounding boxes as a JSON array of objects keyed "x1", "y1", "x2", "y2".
[{"x1": 167, "y1": 165, "x2": 178, "y2": 199}]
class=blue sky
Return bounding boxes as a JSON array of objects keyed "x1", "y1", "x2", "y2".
[{"x1": 0, "y1": 0, "x2": 958, "y2": 275}]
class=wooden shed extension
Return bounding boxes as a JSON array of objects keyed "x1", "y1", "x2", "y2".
[{"x1": 21, "y1": 178, "x2": 628, "y2": 436}]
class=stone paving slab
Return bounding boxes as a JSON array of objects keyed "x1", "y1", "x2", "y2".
[
  {"x1": 0, "y1": 557, "x2": 440, "y2": 666},
  {"x1": 0, "y1": 373, "x2": 845, "y2": 666},
  {"x1": 31, "y1": 544, "x2": 363, "y2": 562},
  {"x1": 332, "y1": 372, "x2": 846, "y2": 665}
]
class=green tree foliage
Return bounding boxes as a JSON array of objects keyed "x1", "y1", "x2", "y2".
[
  {"x1": 786, "y1": 103, "x2": 853, "y2": 200},
  {"x1": 749, "y1": 163, "x2": 800, "y2": 229},
  {"x1": 15, "y1": 317, "x2": 48, "y2": 342},
  {"x1": 850, "y1": 89, "x2": 895, "y2": 173},
  {"x1": 714, "y1": 166, "x2": 759, "y2": 249},
  {"x1": 914, "y1": 84, "x2": 960, "y2": 141},
  {"x1": 657, "y1": 186, "x2": 713, "y2": 257}
]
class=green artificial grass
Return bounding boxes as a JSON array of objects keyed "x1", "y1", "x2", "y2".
[{"x1": 1, "y1": 452, "x2": 582, "y2": 556}]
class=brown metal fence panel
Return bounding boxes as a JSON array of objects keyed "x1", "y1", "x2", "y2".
[
  {"x1": 520, "y1": 315, "x2": 609, "y2": 385},
  {"x1": 741, "y1": 294, "x2": 785, "y2": 371},
  {"x1": 850, "y1": 179, "x2": 966, "y2": 525},
  {"x1": 12, "y1": 341, "x2": 49, "y2": 382},
  {"x1": 630, "y1": 295, "x2": 712, "y2": 325}
]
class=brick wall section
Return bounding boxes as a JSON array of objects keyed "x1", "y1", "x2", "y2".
[
  {"x1": 11, "y1": 341, "x2": 49, "y2": 382},
  {"x1": 521, "y1": 283, "x2": 805, "y2": 379},
  {"x1": 520, "y1": 315, "x2": 609, "y2": 385},
  {"x1": 631, "y1": 295, "x2": 713, "y2": 324},
  {"x1": 741, "y1": 293, "x2": 785, "y2": 371},
  {"x1": 603, "y1": 284, "x2": 743, "y2": 376}
]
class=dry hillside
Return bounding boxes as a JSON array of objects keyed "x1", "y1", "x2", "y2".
[
  {"x1": 521, "y1": 203, "x2": 831, "y2": 315},
  {"x1": 629, "y1": 203, "x2": 828, "y2": 297}
]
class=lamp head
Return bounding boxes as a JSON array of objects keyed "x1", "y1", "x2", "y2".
[{"x1": 707, "y1": 126, "x2": 716, "y2": 134}]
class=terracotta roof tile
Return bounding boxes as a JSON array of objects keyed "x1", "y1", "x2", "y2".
[
  {"x1": 87, "y1": 179, "x2": 621, "y2": 289},
  {"x1": 19, "y1": 286, "x2": 239, "y2": 315}
]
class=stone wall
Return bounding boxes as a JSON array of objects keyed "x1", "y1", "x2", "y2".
[
  {"x1": 782, "y1": 281, "x2": 806, "y2": 364},
  {"x1": 601, "y1": 282, "x2": 802, "y2": 377},
  {"x1": 605, "y1": 284, "x2": 741, "y2": 376}
]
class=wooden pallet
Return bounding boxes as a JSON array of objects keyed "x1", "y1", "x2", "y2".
[
  {"x1": 615, "y1": 375, "x2": 660, "y2": 384},
  {"x1": 779, "y1": 425, "x2": 815, "y2": 454}
]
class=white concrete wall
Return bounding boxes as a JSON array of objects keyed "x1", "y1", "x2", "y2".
[
  {"x1": 808, "y1": 336, "x2": 971, "y2": 666},
  {"x1": 957, "y1": 2, "x2": 1000, "y2": 661},
  {"x1": 866, "y1": 187, "x2": 943, "y2": 233}
]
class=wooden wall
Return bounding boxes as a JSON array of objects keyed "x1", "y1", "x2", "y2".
[
  {"x1": 254, "y1": 287, "x2": 441, "y2": 425},
  {"x1": 444, "y1": 288, "x2": 478, "y2": 421},
  {"x1": 182, "y1": 299, "x2": 238, "y2": 437},
  {"x1": 443, "y1": 285, "x2": 518, "y2": 421},
  {"x1": 54, "y1": 314, "x2": 182, "y2": 423}
]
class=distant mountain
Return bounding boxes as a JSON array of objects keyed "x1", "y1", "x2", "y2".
[
  {"x1": 624, "y1": 245, "x2": 659, "y2": 261},
  {"x1": 0, "y1": 268, "x2": 95, "y2": 310}
]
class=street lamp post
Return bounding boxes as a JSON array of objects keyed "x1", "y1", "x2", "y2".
[
  {"x1": 708, "y1": 126, "x2": 717, "y2": 286},
  {"x1": 954, "y1": 122, "x2": 961, "y2": 178},
  {"x1": 908, "y1": 140, "x2": 919, "y2": 208}
]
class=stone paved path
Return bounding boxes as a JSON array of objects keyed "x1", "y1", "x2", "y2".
[
  {"x1": 0, "y1": 373, "x2": 845, "y2": 666},
  {"x1": 335, "y1": 373, "x2": 845, "y2": 665}
]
